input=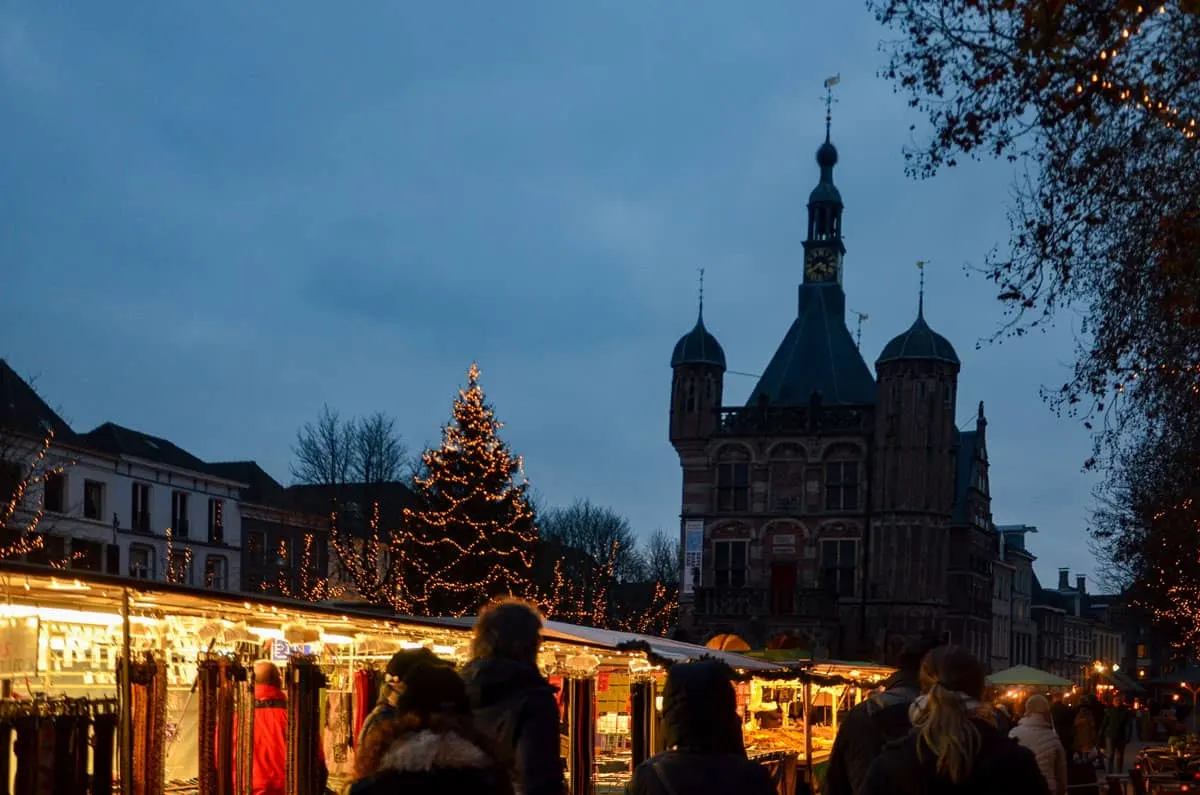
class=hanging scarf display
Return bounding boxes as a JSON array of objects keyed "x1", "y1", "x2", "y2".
[
  {"x1": 285, "y1": 655, "x2": 328, "y2": 795},
  {"x1": 125, "y1": 653, "x2": 168, "y2": 795},
  {"x1": 0, "y1": 697, "x2": 119, "y2": 795},
  {"x1": 92, "y1": 703, "x2": 119, "y2": 795},
  {"x1": 197, "y1": 655, "x2": 249, "y2": 795}
]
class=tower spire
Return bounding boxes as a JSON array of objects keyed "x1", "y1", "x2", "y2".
[
  {"x1": 916, "y1": 260, "x2": 927, "y2": 317},
  {"x1": 697, "y1": 267, "x2": 705, "y2": 321},
  {"x1": 823, "y1": 74, "x2": 840, "y2": 143}
]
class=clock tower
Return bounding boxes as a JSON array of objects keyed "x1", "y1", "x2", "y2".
[{"x1": 802, "y1": 118, "x2": 845, "y2": 285}]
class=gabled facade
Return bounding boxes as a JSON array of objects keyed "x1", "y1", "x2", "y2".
[
  {"x1": 0, "y1": 360, "x2": 242, "y2": 590},
  {"x1": 668, "y1": 117, "x2": 997, "y2": 664},
  {"x1": 206, "y1": 461, "x2": 327, "y2": 596},
  {"x1": 997, "y1": 524, "x2": 1038, "y2": 667}
]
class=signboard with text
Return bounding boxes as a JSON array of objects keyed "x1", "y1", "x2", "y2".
[{"x1": 683, "y1": 520, "x2": 704, "y2": 595}]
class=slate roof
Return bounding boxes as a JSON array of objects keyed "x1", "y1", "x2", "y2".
[
  {"x1": 0, "y1": 359, "x2": 78, "y2": 443},
  {"x1": 747, "y1": 283, "x2": 876, "y2": 406},
  {"x1": 80, "y1": 422, "x2": 221, "y2": 476},
  {"x1": 877, "y1": 309, "x2": 960, "y2": 366},
  {"x1": 952, "y1": 429, "x2": 978, "y2": 525},
  {"x1": 205, "y1": 461, "x2": 289, "y2": 507},
  {"x1": 671, "y1": 315, "x2": 726, "y2": 370}
]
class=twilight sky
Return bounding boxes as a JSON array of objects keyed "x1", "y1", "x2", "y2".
[{"x1": 0, "y1": 2, "x2": 1102, "y2": 588}]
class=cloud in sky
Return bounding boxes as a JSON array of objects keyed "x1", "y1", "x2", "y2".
[{"x1": 0, "y1": 1, "x2": 1101, "y2": 587}]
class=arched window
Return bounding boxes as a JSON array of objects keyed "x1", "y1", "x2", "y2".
[{"x1": 685, "y1": 379, "x2": 697, "y2": 413}]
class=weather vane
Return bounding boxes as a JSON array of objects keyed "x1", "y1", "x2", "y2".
[
  {"x1": 851, "y1": 309, "x2": 869, "y2": 350},
  {"x1": 823, "y1": 74, "x2": 841, "y2": 140},
  {"x1": 916, "y1": 260, "x2": 928, "y2": 314}
]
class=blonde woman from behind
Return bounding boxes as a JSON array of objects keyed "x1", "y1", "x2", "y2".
[
  {"x1": 860, "y1": 646, "x2": 1050, "y2": 795},
  {"x1": 1010, "y1": 695, "x2": 1068, "y2": 795}
]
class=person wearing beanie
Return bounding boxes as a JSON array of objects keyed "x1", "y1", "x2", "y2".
[
  {"x1": 824, "y1": 632, "x2": 946, "y2": 795},
  {"x1": 354, "y1": 647, "x2": 452, "y2": 779},
  {"x1": 626, "y1": 660, "x2": 775, "y2": 795},
  {"x1": 1010, "y1": 695, "x2": 1068, "y2": 795},
  {"x1": 461, "y1": 599, "x2": 565, "y2": 795},
  {"x1": 351, "y1": 662, "x2": 514, "y2": 795}
]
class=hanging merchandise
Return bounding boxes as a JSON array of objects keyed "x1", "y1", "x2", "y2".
[
  {"x1": 124, "y1": 653, "x2": 168, "y2": 795},
  {"x1": 0, "y1": 697, "x2": 119, "y2": 795},
  {"x1": 285, "y1": 655, "x2": 328, "y2": 795},
  {"x1": 197, "y1": 654, "x2": 249, "y2": 795}
]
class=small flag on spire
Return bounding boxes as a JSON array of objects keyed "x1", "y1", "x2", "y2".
[{"x1": 824, "y1": 74, "x2": 841, "y2": 88}]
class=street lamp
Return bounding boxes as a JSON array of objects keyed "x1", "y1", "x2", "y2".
[{"x1": 1180, "y1": 682, "x2": 1200, "y2": 735}]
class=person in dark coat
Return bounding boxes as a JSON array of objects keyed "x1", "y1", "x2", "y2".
[
  {"x1": 625, "y1": 660, "x2": 775, "y2": 795},
  {"x1": 461, "y1": 599, "x2": 565, "y2": 795},
  {"x1": 355, "y1": 647, "x2": 452, "y2": 779},
  {"x1": 350, "y1": 662, "x2": 514, "y2": 795},
  {"x1": 861, "y1": 646, "x2": 1050, "y2": 795},
  {"x1": 824, "y1": 632, "x2": 946, "y2": 795}
]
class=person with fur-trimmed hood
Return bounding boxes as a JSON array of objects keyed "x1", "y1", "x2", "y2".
[
  {"x1": 354, "y1": 647, "x2": 452, "y2": 780},
  {"x1": 461, "y1": 599, "x2": 565, "y2": 795},
  {"x1": 350, "y1": 662, "x2": 514, "y2": 795},
  {"x1": 824, "y1": 632, "x2": 946, "y2": 795}
]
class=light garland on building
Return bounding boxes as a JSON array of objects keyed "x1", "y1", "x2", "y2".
[{"x1": 163, "y1": 525, "x2": 192, "y2": 585}]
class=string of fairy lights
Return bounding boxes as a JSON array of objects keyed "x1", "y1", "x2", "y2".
[
  {"x1": 1069, "y1": 4, "x2": 1197, "y2": 139},
  {"x1": 0, "y1": 429, "x2": 70, "y2": 561}
]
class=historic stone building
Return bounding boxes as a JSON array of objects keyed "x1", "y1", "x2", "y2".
[{"x1": 669, "y1": 122, "x2": 995, "y2": 664}]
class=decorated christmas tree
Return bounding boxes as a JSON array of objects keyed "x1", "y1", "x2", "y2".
[{"x1": 401, "y1": 363, "x2": 540, "y2": 616}]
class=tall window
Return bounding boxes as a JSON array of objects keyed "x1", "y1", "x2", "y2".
[
  {"x1": 824, "y1": 462, "x2": 859, "y2": 511},
  {"x1": 205, "y1": 555, "x2": 228, "y2": 590},
  {"x1": 684, "y1": 379, "x2": 696, "y2": 412},
  {"x1": 715, "y1": 463, "x2": 750, "y2": 512},
  {"x1": 820, "y1": 539, "x2": 857, "y2": 598},
  {"x1": 208, "y1": 499, "x2": 224, "y2": 544},
  {"x1": 131, "y1": 483, "x2": 151, "y2": 532},
  {"x1": 43, "y1": 471, "x2": 66, "y2": 513},
  {"x1": 247, "y1": 532, "x2": 265, "y2": 565},
  {"x1": 129, "y1": 544, "x2": 153, "y2": 579},
  {"x1": 712, "y1": 540, "x2": 748, "y2": 588},
  {"x1": 84, "y1": 480, "x2": 105, "y2": 521},
  {"x1": 171, "y1": 491, "x2": 190, "y2": 537}
]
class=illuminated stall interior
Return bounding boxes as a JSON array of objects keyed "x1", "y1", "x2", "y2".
[{"x1": 0, "y1": 565, "x2": 784, "y2": 795}]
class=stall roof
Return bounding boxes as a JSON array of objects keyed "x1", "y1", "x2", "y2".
[
  {"x1": 0, "y1": 563, "x2": 781, "y2": 672},
  {"x1": 416, "y1": 616, "x2": 782, "y2": 673}
]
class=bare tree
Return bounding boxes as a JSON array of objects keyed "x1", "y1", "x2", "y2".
[
  {"x1": 291, "y1": 406, "x2": 410, "y2": 487},
  {"x1": 644, "y1": 529, "x2": 681, "y2": 585},
  {"x1": 539, "y1": 499, "x2": 645, "y2": 583},
  {"x1": 290, "y1": 405, "x2": 355, "y2": 486},
  {"x1": 353, "y1": 412, "x2": 408, "y2": 484}
]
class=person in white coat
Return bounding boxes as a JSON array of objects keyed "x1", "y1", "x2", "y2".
[{"x1": 1010, "y1": 695, "x2": 1068, "y2": 795}]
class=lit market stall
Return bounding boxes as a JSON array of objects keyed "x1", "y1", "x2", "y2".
[{"x1": 0, "y1": 563, "x2": 786, "y2": 795}]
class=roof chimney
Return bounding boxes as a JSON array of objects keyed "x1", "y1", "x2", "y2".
[
  {"x1": 1077, "y1": 574, "x2": 1085, "y2": 595},
  {"x1": 1058, "y1": 568, "x2": 1070, "y2": 590}
]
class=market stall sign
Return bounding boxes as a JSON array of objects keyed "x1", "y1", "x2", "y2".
[
  {"x1": 270, "y1": 639, "x2": 316, "y2": 662},
  {"x1": 0, "y1": 619, "x2": 38, "y2": 676}
]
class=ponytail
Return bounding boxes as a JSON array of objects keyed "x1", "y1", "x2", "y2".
[{"x1": 913, "y1": 682, "x2": 984, "y2": 784}]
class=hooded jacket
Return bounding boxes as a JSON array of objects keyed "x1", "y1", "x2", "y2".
[
  {"x1": 349, "y1": 727, "x2": 515, "y2": 795},
  {"x1": 461, "y1": 657, "x2": 564, "y2": 795},
  {"x1": 861, "y1": 718, "x2": 1050, "y2": 795},
  {"x1": 824, "y1": 670, "x2": 922, "y2": 795},
  {"x1": 1010, "y1": 714, "x2": 1068, "y2": 795},
  {"x1": 626, "y1": 661, "x2": 775, "y2": 795}
]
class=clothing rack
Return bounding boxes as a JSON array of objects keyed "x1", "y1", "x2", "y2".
[
  {"x1": 285, "y1": 655, "x2": 327, "y2": 795},
  {"x1": 0, "y1": 695, "x2": 120, "y2": 795},
  {"x1": 196, "y1": 654, "x2": 249, "y2": 795}
]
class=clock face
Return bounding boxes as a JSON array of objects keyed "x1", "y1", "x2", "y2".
[{"x1": 805, "y1": 249, "x2": 838, "y2": 281}]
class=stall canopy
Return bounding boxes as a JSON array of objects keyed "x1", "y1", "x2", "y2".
[
  {"x1": 421, "y1": 616, "x2": 782, "y2": 673},
  {"x1": 987, "y1": 665, "x2": 1072, "y2": 688}
]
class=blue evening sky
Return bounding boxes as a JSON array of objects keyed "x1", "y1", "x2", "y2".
[{"x1": 0, "y1": 2, "x2": 1101, "y2": 588}]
